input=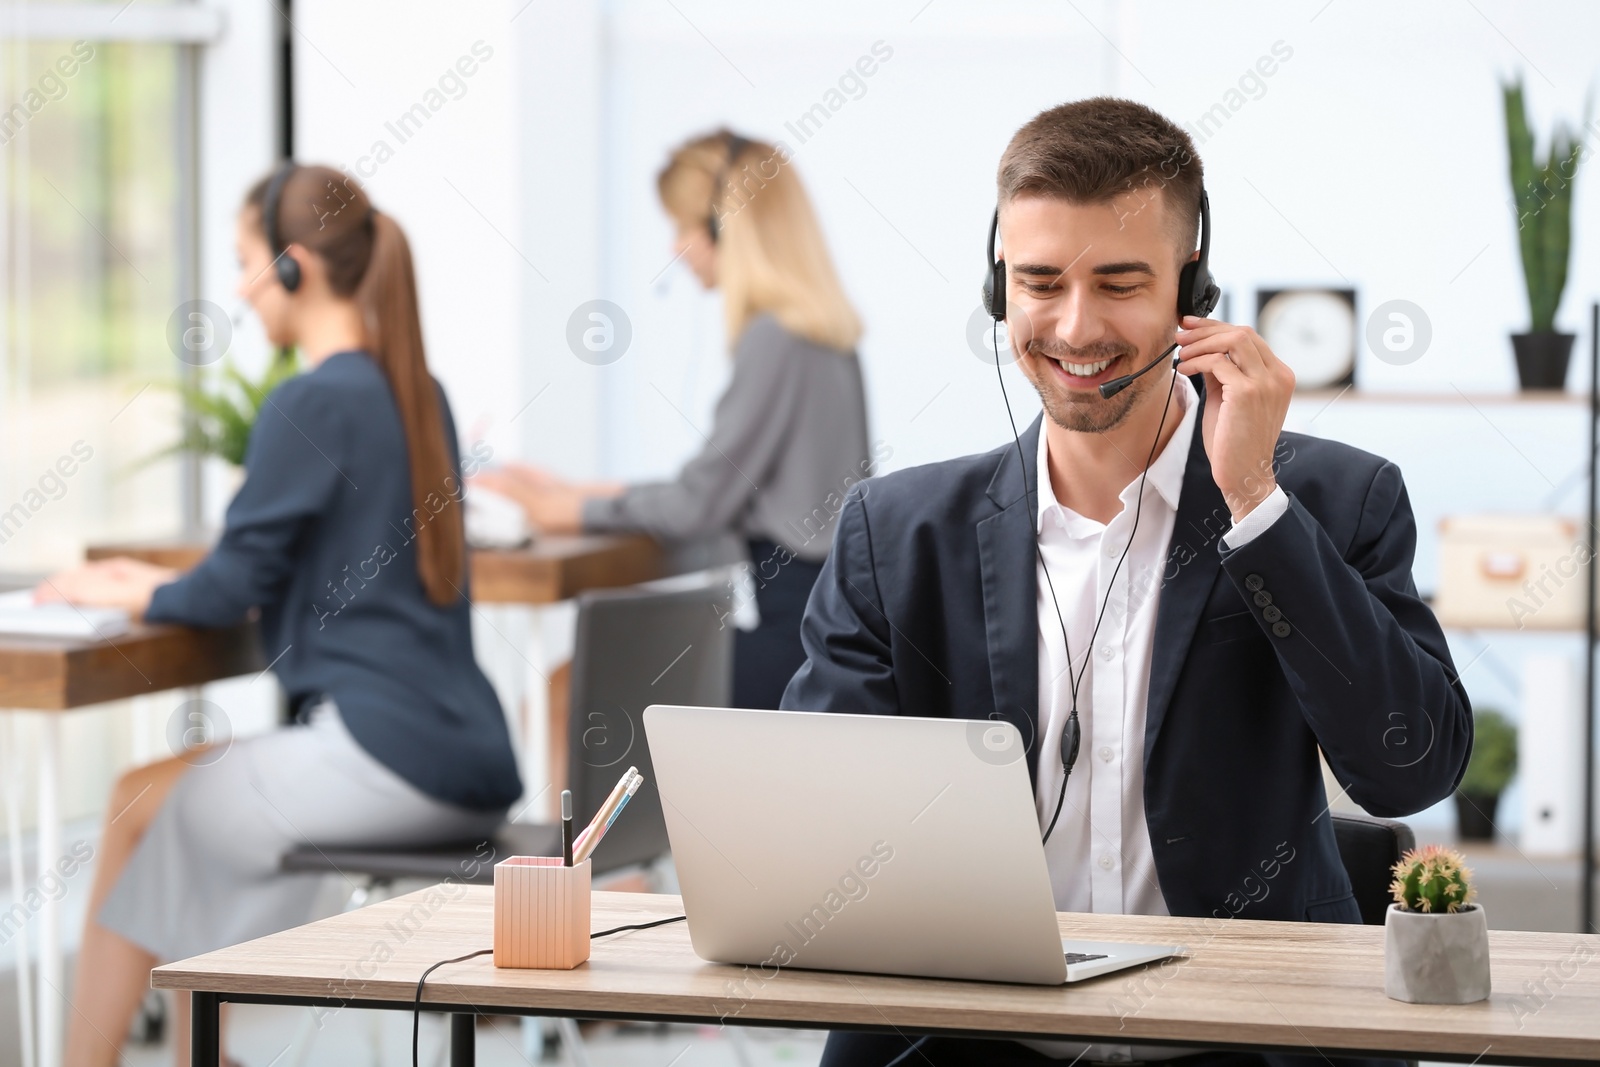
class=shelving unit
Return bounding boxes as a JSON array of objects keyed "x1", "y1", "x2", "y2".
[
  {"x1": 1291, "y1": 388, "x2": 1587, "y2": 405},
  {"x1": 1584, "y1": 301, "x2": 1596, "y2": 934},
  {"x1": 1284, "y1": 305, "x2": 1599, "y2": 933}
]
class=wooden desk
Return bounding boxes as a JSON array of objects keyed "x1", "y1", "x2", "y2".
[
  {"x1": 88, "y1": 533, "x2": 731, "y2": 826},
  {"x1": 87, "y1": 534, "x2": 667, "y2": 605},
  {"x1": 154, "y1": 888, "x2": 1600, "y2": 1067},
  {"x1": 1, "y1": 622, "x2": 262, "y2": 1067},
  {"x1": 0, "y1": 622, "x2": 262, "y2": 710}
]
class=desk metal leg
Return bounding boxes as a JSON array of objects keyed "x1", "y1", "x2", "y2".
[
  {"x1": 4, "y1": 716, "x2": 37, "y2": 1067},
  {"x1": 35, "y1": 715, "x2": 62, "y2": 1067},
  {"x1": 449, "y1": 1013, "x2": 475, "y2": 1067},
  {"x1": 192, "y1": 992, "x2": 220, "y2": 1067}
]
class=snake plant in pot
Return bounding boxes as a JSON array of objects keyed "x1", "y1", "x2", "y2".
[
  {"x1": 1384, "y1": 845, "x2": 1490, "y2": 1004},
  {"x1": 1502, "y1": 75, "x2": 1590, "y2": 390}
]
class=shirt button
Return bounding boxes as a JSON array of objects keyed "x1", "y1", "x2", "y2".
[
  {"x1": 1272, "y1": 620, "x2": 1292, "y2": 638},
  {"x1": 1245, "y1": 574, "x2": 1265, "y2": 592},
  {"x1": 1098, "y1": 853, "x2": 1115, "y2": 870},
  {"x1": 1253, "y1": 590, "x2": 1273, "y2": 607},
  {"x1": 1054, "y1": 513, "x2": 1065, "y2": 529},
  {"x1": 1099, "y1": 645, "x2": 1114, "y2": 661},
  {"x1": 1099, "y1": 746, "x2": 1114, "y2": 762},
  {"x1": 1105, "y1": 542, "x2": 1120, "y2": 558},
  {"x1": 1263, "y1": 605, "x2": 1283, "y2": 622}
]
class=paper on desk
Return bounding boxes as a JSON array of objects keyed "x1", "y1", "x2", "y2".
[
  {"x1": 465, "y1": 484, "x2": 535, "y2": 549},
  {"x1": 0, "y1": 588, "x2": 131, "y2": 638}
]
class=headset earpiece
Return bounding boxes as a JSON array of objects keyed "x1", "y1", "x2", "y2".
[
  {"x1": 1174, "y1": 189, "x2": 1218, "y2": 319},
  {"x1": 705, "y1": 132, "x2": 753, "y2": 246},
  {"x1": 263, "y1": 161, "x2": 301, "y2": 294},
  {"x1": 982, "y1": 208, "x2": 1005, "y2": 321},
  {"x1": 276, "y1": 249, "x2": 302, "y2": 294}
]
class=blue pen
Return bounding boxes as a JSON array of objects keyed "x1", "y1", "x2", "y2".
[
  {"x1": 603, "y1": 773, "x2": 643, "y2": 830},
  {"x1": 574, "y1": 771, "x2": 642, "y2": 864}
]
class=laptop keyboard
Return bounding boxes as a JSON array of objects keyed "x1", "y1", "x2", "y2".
[{"x1": 1063, "y1": 952, "x2": 1110, "y2": 965}]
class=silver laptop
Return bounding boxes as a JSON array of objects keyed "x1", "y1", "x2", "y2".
[{"x1": 643, "y1": 705, "x2": 1186, "y2": 985}]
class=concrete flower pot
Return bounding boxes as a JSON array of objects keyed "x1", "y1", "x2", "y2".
[{"x1": 1384, "y1": 902, "x2": 1490, "y2": 1004}]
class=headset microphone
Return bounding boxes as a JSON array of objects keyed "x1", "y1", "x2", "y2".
[
  {"x1": 1098, "y1": 341, "x2": 1179, "y2": 400},
  {"x1": 982, "y1": 185, "x2": 1217, "y2": 847}
]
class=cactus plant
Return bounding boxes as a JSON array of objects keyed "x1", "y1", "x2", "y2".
[
  {"x1": 1502, "y1": 74, "x2": 1590, "y2": 334},
  {"x1": 1389, "y1": 844, "x2": 1477, "y2": 914}
]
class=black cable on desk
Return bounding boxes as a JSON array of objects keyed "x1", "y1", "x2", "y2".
[
  {"x1": 590, "y1": 914, "x2": 686, "y2": 939},
  {"x1": 411, "y1": 915, "x2": 688, "y2": 1065}
]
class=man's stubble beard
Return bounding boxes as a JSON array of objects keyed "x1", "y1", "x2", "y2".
[{"x1": 1023, "y1": 343, "x2": 1168, "y2": 435}]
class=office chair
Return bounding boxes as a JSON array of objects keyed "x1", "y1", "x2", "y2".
[
  {"x1": 1330, "y1": 811, "x2": 1415, "y2": 925},
  {"x1": 277, "y1": 580, "x2": 735, "y2": 1066},
  {"x1": 1330, "y1": 811, "x2": 1420, "y2": 1067}
]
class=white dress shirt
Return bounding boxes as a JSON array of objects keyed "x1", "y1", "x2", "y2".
[{"x1": 1022, "y1": 374, "x2": 1287, "y2": 1062}]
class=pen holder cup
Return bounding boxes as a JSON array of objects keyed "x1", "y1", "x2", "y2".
[{"x1": 493, "y1": 856, "x2": 591, "y2": 969}]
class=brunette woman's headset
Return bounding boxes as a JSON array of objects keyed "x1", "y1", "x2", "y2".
[
  {"x1": 981, "y1": 188, "x2": 1219, "y2": 844},
  {"x1": 263, "y1": 160, "x2": 302, "y2": 293}
]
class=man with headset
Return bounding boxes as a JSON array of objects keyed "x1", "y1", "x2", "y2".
[{"x1": 783, "y1": 97, "x2": 1470, "y2": 1067}]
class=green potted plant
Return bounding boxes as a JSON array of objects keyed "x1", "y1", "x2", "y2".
[
  {"x1": 1385, "y1": 845, "x2": 1490, "y2": 1003},
  {"x1": 1454, "y1": 707, "x2": 1517, "y2": 841},
  {"x1": 157, "y1": 349, "x2": 299, "y2": 467},
  {"x1": 1501, "y1": 75, "x2": 1590, "y2": 390}
]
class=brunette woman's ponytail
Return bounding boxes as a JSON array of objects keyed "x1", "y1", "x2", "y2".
[{"x1": 355, "y1": 210, "x2": 465, "y2": 606}]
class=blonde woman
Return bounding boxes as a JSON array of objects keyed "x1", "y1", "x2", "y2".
[{"x1": 479, "y1": 129, "x2": 873, "y2": 708}]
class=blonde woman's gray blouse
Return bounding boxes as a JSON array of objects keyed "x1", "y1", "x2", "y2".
[{"x1": 581, "y1": 313, "x2": 871, "y2": 562}]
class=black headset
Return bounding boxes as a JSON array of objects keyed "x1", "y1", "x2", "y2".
[
  {"x1": 263, "y1": 160, "x2": 302, "y2": 293},
  {"x1": 982, "y1": 186, "x2": 1218, "y2": 845},
  {"x1": 984, "y1": 187, "x2": 1217, "y2": 322},
  {"x1": 705, "y1": 132, "x2": 754, "y2": 244}
]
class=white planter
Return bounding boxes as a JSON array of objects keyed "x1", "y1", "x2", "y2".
[{"x1": 1384, "y1": 902, "x2": 1491, "y2": 1004}]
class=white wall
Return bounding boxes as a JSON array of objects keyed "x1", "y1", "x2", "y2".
[
  {"x1": 580, "y1": 0, "x2": 1600, "y2": 478},
  {"x1": 288, "y1": 0, "x2": 1600, "y2": 522},
  {"x1": 292, "y1": 0, "x2": 527, "y2": 462}
]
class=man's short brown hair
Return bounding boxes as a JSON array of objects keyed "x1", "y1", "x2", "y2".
[{"x1": 997, "y1": 97, "x2": 1203, "y2": 265}]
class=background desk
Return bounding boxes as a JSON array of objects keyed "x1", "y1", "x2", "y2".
[
  {"x1": 154, "y1": 887, "x2": 1600, "y2": 1067},
  {"x1": 1, "y1": 621, "x2": 262, "y2": 1067},
  {"x1": 86, "y1": 534, "x2": 738, "y2": 823},
  {"x1": 86, "y1": 533, "x2": 668, "y2": 604}
]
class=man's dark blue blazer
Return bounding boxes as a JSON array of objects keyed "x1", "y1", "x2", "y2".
[{"x1": 782, "y1": 406, "x2": 1472, "y2": 931}]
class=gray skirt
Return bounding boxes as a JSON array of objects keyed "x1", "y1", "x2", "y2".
[{"x1": 98, "y1": 698, "x2": 505, "y2": 964}]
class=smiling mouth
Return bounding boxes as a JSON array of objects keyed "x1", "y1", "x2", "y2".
[{"x1": 1041, "y1": 352, "x2": 1127, "y2": 388}]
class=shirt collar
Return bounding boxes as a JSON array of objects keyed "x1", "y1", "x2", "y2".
[{"x1": 1035, "y1": 371, "x2": 1199, "y2": 534}]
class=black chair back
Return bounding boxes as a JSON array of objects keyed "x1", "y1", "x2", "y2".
[
  {"x1": 566, "y1": 581, "x2": 733, "y2": 872},
  {"x1": 1330, "y1": 811, "x2": 1415, "y2": 925}
]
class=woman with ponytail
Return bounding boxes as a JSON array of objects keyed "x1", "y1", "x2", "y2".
[{"x1": 43, "y1": 164, "x2": 521, "y2": 1067}]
